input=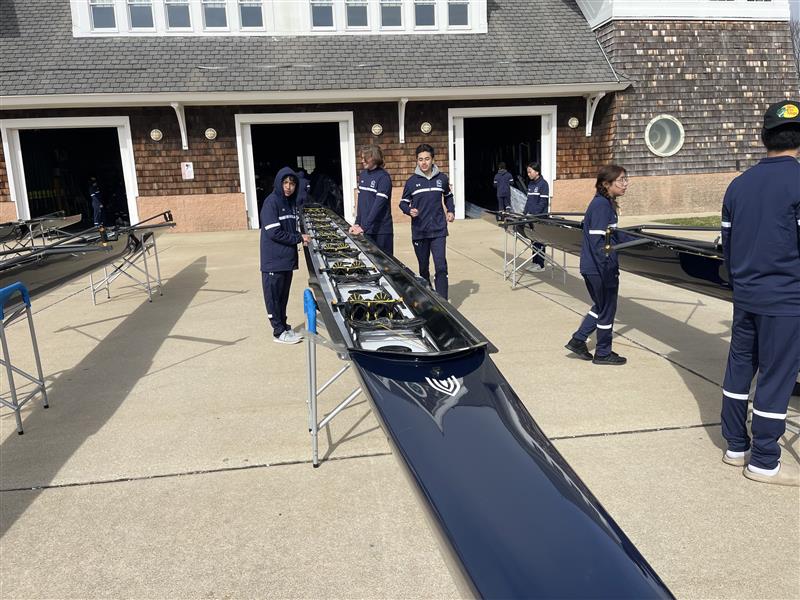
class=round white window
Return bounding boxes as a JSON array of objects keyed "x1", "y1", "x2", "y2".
[{"x1": 644, "y1": 115, "x2": 685, "y2": 157}]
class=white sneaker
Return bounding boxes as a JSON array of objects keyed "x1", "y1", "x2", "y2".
[
  {"x1": 528, "y1": 264, "x2": 545, "y2": 272},
  {"x1": 274, "y1": 330, "x2": 303, "y2": 344}
]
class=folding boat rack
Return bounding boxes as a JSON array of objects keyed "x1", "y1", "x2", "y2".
[
  {"x1": 498, "y1": 212, "x2": 568, "y2": 288},
  {"x1": 88, "y1": 223, "x2": 167, "y2": 304}
]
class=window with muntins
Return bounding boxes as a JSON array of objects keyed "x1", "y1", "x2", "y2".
[
  {"x1": 90, "y1": 0, "x2": 116, "y2": 29},
  {"x1": 415, "y1": 0, "x2": 435, "y2": 26},
  {"x1": 128, "y1": 0, "x2": 154, "y2": 29},
  {"x1": 203, "y1": 0, "x2": 228, "y2": 28},
  {"x1": 165, "y1": 0, "x2": 191, "y2": 28},
  {"x1": 380, "y1": 0, "x2": 402, "y2": 27},
  {"x1": 311, "y1": 0, "x2": 334, "y2": 27},
  {"x1": 346, "y1": 0, "x2": 368, "y2": 27},
  {"x1": 448, "y1": 0, "x2": 468, "y2": 25},
  {"x1": 239, "y1": 0, "x2": 264, "y2": 28}
]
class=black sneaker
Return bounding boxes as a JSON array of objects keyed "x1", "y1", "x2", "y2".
[
  {"x1": 565, "y1": 338, "x2": 593, "y2": 361},
  {"x1": 593, "y1": 351, "x2": 627, "y2": 366}
]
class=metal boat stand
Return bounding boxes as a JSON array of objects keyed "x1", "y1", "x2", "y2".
[
  {"x1": 502, "y1": 223, "x2": 567, "y2": 288},
  {"x1": 89, "y1": 231, "x2": 164, "y2": 304},
  {"x1": 0, "y1": 282, "x2": 48, "y2": 435},
  {"x1": 303, "y1": 289, "x2": 362, "y2": 467}
]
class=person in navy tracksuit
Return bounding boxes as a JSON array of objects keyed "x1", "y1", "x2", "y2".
[
  {"x1": 296, "y1": 167, "x2": 312, "y2": 210},
  {"x1": 400, "y1": 144, "x2": 455, "y2": 299},
  {"x1": 349, "y1": 144, "x2": 393, "y2": 256},
  {"x1": 89, "y1": 177, "x2": 104, "y2": 226},
  {"x1": 719, "y1": 100, "x2": 800, "y2": 487},
  {"x1": 565, "y1": 165, "x2": 632, "y2": 365},
  {"x1": 524, "y1": 162, "x2": 550, "y2": 270},
  {"x1": 260, "y1": 167, "x2": 309, "y2": 345},
  {"x1": 493, "y1": 162, "x2": 514, "y2": 220}
]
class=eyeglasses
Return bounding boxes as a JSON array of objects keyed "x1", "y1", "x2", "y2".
[{"x1": 615, "y1": 176, "x2": 630, "y2": 185}]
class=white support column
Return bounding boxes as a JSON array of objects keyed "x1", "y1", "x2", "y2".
[
  {"x1": 398, "y1": 97, "x2": 409, "y2": 144},
  {"x1": 584, "y1": 92, "x2": 606, "y2": 137},
  {"x1": 170, "y1": 102, "x2": 189, "y2": 150}
]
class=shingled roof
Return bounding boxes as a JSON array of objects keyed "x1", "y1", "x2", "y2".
[{"x1": 0, "y1": 0, "x2": 620, "y2": 99}]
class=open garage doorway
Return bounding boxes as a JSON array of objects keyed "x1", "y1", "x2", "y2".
[
  {"x1": 448, "y1": 106, "x2": 556, "y2": 219},
  {"x1": 19, "y1": 127, "x2": 129, "y2": 227},
  {"x1": 235, "y1": 112, "x2": 357, "y2": 229},
  {"x1": 251, "y1": 122, "x2": 344, "y2": 222},
  {"x1": 0, "y1": 116, "x2": 140, "y2": 225},
  {"x1": 463, "y1": 116, "x2": 541, "y2": 212}
]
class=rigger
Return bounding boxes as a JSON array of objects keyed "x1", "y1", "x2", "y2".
[{"x1": 400, "y1": 144, "x2": 455, "y2": 299}]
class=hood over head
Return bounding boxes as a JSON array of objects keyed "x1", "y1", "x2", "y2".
[{"x1": 273, "y1": 167, "x2": 299, "y2": 198}]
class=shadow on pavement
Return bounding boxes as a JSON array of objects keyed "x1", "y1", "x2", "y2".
[{"x1": 0, "y1": 257, "x2": 209, "y2": 537}]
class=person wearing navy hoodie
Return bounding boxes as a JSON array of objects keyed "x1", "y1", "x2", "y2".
[
  {"x1": 260, "y1": 167, "x2": 309, "y2": 345},
  {"x1": 349, "y1": 144, "x2": 393, "y2": 255},
  {"x1": 524, "y1": 162, "x2": 550, "y2": 271},
  {"x1": 719, "y1": 100, "x2": 800, "y2": 487},
  {"x1": 400, "y1": 144, "x2": 455, "y2": 299},
  {"x1": 565, "y1": 165, "x2": 631, "y2": 365},
  {"x1": 493, "y1": 162, "x2": 514, "y2": 220}
]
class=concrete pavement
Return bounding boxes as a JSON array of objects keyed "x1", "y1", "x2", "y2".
[{"x1": 1, "y1": 217, "x2": 798, "y2": 599}]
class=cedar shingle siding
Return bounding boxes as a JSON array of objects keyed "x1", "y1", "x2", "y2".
[{"x1": 598, "y1": 20, "x2": 800, "y2": 176}]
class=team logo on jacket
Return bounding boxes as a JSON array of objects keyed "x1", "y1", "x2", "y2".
[
  {"x1": 370, "y1": 179, "x2": 376, "y2": 188},
  {"x1": 436, "y1": 179, "x2": 443, "y2": 188}
]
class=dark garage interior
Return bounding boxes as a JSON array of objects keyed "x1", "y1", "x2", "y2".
[{"x1": 19, "y1": 127, "x2": 129, "y2": 227}]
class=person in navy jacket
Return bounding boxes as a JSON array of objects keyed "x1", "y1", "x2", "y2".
[
  {"x1": 89, "y1": 177, "x2": 104, "y2": 226},
  {"x1": 524, "y1": 162, "x2": 550, "y2": 271},
  {"x1": 296, "y1": 167, "x2": 312, "y2": 210},
  {"x1": 260, "y1": 167, "x2": 309, "y2": 344},
  {"x1": 565, "y1": 165, "x2": 631, "y2": 365},
  {"x1": 349, "y1": 144, "x2": 393, "y2": 256},
  {"x1": 493, "y1": 162, "x2": 514, "y2": 220},
  {"x1": 400, "y1": 144, "x2": 455, "y2": 299},
  {"x1": 719, "y1": 100, "x2": 800, "y2": 487}
]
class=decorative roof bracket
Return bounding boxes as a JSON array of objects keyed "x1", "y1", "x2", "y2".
[
  {"x1": 170, "y1": 101, "x2": 189, "y2": 150},
  {"x1": 585, "y1": 92, "x2": 606, "y2": 137},
  {"x1": 398, "y1": 97, "x2": 409, "y2": 144}
]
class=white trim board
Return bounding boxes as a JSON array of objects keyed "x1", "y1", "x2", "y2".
[
  {"x1": 447, "y1": 105, "x2": 558, "y2": 220},
  {"x1": 234, "y1": 111, "x2": 357, "y2": 229},
  {"x1": 0, "y1": 82, "x2": 629, "y2": 110},
  {"x1": 0, "y1": 116, "x2": 140, "y2": 223}
]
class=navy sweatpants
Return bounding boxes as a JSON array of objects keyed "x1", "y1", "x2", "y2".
[
  {"x1": 366, "y1": 232, "x2": 393, "y2": 257},
  {"x1": 261, "y1": 270, "x2": 293, "y2": 337},
  {"x1": 721, "y1": 308, "x2": 800, "y2": 470},
  {"x1": 497, "y1": 196, "x2": 510, "y2": 219},
  {"x1": 413, "y1": 236, "x2": 448, "y2": 299},
  {"x1": 573, "y1": 274, "x2": 619, "y2": 357}
]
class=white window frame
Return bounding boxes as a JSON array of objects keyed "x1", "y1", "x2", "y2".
[
  {"x1": 447, "y1": 0, "x2": 470, "y2": 28},
  {"x1": 345, "y1": 0, "x2": 369, "y2": 29},
  {"x1": 644, "y1": 114, "x2": 686, "y2": 157},
  {"x1": 89, "y1": 0, "x2": 118, "y2": 31},
  {"x1": 413, "y1": 0, "x2": 437, "y2": 29},
  {"x1": 165, "y1": 0, "x2": 193, "y2": 30},
  {"x1": 238, "y1": 0, "x2": 265, "y2": 30},
  {"x1": 127, "y1": 0, "x2": 156, "y2": 30},
  {"x1": 202, "y1": 0, "x2": 230, "y2": 30},
  {"x1": 379, "y1": 0, "x2": 403, "y2": 29},
  {"x1": 310, "y1": 0, "x2": 336, "y2": 29}
]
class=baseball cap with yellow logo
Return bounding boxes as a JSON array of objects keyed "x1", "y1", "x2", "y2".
[{"x1": 763, "y1": 100, "x2": 800, "y2": 129}]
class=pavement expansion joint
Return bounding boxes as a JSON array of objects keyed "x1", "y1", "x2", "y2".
[
  {"x1": 550, "y1": 421, "x2": 721, "y2": 441},
  {"x1": 0, "y1": 451, "x2": 393, "y2": 493},
  {"x1": 449, "y1": 245, "x2": 724, "y2": 389}
]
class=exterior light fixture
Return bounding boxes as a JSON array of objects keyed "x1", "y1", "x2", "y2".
[
  {"x1": 567, "y1": 117, "x2": 580, "y2": 129},
  {"x1": 204, "y1": 128, "x2": 218, "y2": 140},
  {"x1": 371, "y1": 123, "x2": 383, "y2": 136},
  {"x1": 420, "y1": 122, "x2": 432, "y2": 134},
  {"x1": 150, "y1": 128, "x2": 163, "y2": 141}
]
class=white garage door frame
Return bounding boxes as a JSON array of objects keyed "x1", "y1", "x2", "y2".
[
  {"x1": 0, "y1": 116, "x2": 140, "y2": 223},
  {"x1": 235, "y1": 111, "x2": 357, "y2": 229},
  {"x1": 447, "y1": 105, "x2": 558, "y2": 219}
]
